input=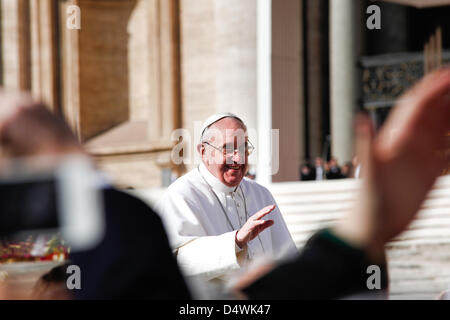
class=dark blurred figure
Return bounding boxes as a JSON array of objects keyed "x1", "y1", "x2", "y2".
[
  {"x1": 313, "y1": 157, "x2": 325, "y2": 181},
  {"x1": 71, "y1": 188, "x2": 192, "y2": 299},
  {"x1": 341, "y1": 162, "x2": 353, "y2": 179},
  {"x1": 326, "y1": 158, "x2": 343, "y2": 179},
  {"x1": 0, "y1": 92, "x2": 192, "y2": 300},
  {"x1": 300, "y1": 162, "x2": 314, "y2": 181}
]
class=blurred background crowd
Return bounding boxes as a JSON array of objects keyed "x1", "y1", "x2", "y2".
[{"x1": 299, "y1": 156, "x2": 361, "y2": 181}]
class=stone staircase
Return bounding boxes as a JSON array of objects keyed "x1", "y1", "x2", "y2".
[{"x1": 134, "y1": 175, "x2": 450, "y2": 299}]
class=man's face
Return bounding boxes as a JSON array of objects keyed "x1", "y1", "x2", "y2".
[
  {"x1": 329, "y1": 159, "x2": 337, "y2": 167},
  {"x1": 201, "y1": 118, "x2": 249, "y2": 187},
  {"x1": 315, "y1": 158, "x2": 323, "y2": 167}
]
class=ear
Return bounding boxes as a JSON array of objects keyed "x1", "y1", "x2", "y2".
[{"x1": 197, "y1": 143, "x2": 204, "y2": 156}]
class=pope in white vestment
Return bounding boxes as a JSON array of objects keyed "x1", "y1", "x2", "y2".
[{"x1": 155, "y1": 113, "x2": 298, "y2": 285}]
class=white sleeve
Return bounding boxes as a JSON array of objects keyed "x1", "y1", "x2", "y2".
[
  {"x1": 155, "y1": 189, "x2": 247, "y2": 281},
  {"x1": 176, "y1": 231, "x2": 247, "y2": 281}
]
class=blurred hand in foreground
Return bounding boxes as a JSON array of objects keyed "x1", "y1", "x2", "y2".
[
  {"x1": 232, "y1": 68, "x2": 450, "y2": 299},
  {"x1": 0, "y1": 92, "x2": 82, "y2": 159},
  {"x1": 334, "y1": 68, "x2": 450, "y2": 262}
]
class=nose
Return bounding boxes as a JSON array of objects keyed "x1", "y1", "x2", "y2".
[{"x1": 231, "y1": 150, "x2": 244, "y2": 164}]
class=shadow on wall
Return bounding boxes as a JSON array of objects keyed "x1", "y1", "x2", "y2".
[{"x1": 77, "y1": 0, "x2": 137, "y2": 141}]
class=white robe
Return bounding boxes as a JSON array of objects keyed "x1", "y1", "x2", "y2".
[{"x1": 155, "y1": 163, "x2": 298, "y2": 283}]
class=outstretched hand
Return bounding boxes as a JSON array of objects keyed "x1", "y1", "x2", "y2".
[
  {"x1": 235, "y1": 205, "x2": 276, "y2": 249},
  {"x1": 334, "y1": 68, "x2": 450, "y2": 261}
]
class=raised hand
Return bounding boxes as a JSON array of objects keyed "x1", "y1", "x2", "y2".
[
  {"x1": 235, "y1": 205, "x2": 275, "y2": 249},
  {"x1": 0, "y1": 92, "x2": 82, "y2": 158},
  {"x1": 335, "y1": 68, "x2": 450, "y2": 261}
]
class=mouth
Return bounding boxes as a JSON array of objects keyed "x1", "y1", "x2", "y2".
[{"x1": 225, "y1": 164, "x2": 242, "y2": 171}]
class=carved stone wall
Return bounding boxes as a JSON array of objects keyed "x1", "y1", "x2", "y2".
[{"x1": 360, "y1": 52, "x2": 450, "y2": 109}]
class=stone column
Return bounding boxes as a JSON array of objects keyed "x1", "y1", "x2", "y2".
[
  {"x1": 256, "y1": 0, "x2": 304, "y2": 184},
  {"x1": 305, "y1": 0, "x2": 327, "y2": 160},
  {"x1": 180, "y1": 0, "x2": 258, "y2": 171},
  {"x1": 330, "y1": 0, "x2": 358, "y2": 163},
  {"x1": 256, "y1": 0, "x2": 272, "y2": 186},
  {"x1": 60, "y1": 0, "x2": 81, "y2": 137},
  {"x1": 214, "y1": 0, "x2": 257, "y2": 135},
  {"x1": 271, "y1": 0, "x2": 304, "y2": 182},
  {"x1": 1, "y1": 0, "x2": 30, "y2": 90},
  {"x1": 29, "y1": 0, "x2": 59, "y2": 110}
]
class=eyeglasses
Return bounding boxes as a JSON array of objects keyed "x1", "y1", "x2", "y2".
[{"x1": 203, "y1": 140, "x2": 255, "y2": 157}]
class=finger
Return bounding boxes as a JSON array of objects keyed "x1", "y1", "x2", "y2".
[
  {"x1": 378, "y1": 68, "x2": 450, "y2": 153},
  {"x1": 264, "y1": 220, "x2": 274, "y2": 228},
  {"x1": 254, "y1": 205, "x2": 276, "y2": 220},
  {"x1": 407, "y1": 67, "x2": 450, "y2": 112},
  {"x1": 247, "y1": 219, "x2": 273, "y2": 237},
  {"x1": 253, "y1": 219, "x2": 274, "y2": 226},
  {"x1": 256, "y1": 220, "x2": 274, "y2": 234}
]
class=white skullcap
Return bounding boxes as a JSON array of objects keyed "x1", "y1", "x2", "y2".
[{"x1": 200, "y1": 112, "x2": 245, "y2": 142}]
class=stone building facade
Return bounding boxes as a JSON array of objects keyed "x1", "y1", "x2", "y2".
[
  {"x1": 0, "y1": 0, "x2": 304, "y2": 188},
  {"x1": 0, "y1": 0, "x2": 448, "y2": 188}
]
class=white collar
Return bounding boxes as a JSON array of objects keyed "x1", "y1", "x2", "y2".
[{"x1": 198, "y1": 162, "x2": 239, "y2": 195}]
